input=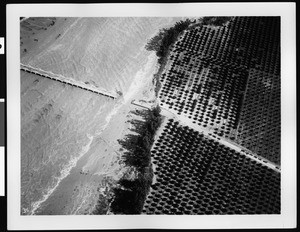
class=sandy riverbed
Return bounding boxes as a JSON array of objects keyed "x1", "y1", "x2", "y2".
[
  {"x1": 34, "y1": 52, "x2": 159, "y2": 215},
  {"x1": 21, "y1": 17, "x2": 182, "y2": 215}
]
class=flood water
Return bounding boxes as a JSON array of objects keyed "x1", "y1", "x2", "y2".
[{"x1": 21, "y1": 17, "x2": 181, "y2": 215}]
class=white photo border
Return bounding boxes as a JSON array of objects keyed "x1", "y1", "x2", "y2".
[{"x1": 7, "y1": 3, "x2": 296, "y2": 230}]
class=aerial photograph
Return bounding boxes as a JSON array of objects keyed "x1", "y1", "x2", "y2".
[{"x1": 20, "y1": 16, "x2": 280, "y2": 215}]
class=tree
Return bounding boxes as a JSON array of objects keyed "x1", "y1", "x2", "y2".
[{"x1": 111, "y1": 107, "x2": 162, "y2": 214}]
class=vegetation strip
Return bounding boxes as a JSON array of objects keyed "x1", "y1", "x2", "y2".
[{"x1": 110, "y1": 106, "x2": 163, "y2": 214}]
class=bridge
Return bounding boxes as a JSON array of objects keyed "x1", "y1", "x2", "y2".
[{"x1": 20, "y1": 63, "x2": 118, "y2": 99}]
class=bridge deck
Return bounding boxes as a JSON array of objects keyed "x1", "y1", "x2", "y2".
[{"x1": 20, "y1": 64, "x2": 118, "y2": 99}]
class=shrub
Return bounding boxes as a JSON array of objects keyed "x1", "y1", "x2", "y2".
[{"x1": 146, "y1": 19, "x2": 193, "y2": 62}]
